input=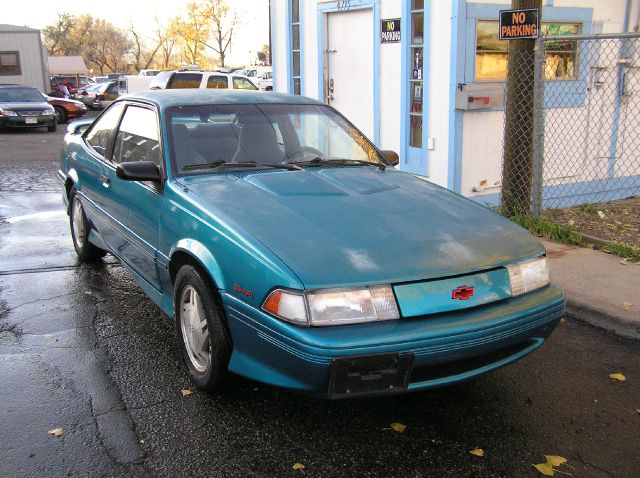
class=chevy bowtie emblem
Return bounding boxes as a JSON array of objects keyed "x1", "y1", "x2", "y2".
[{"x1": 452, "y1": 285, "x2": 474, "y2": 300}]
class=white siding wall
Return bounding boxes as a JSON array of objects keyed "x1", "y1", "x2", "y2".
[
  {"x1": 271, "y1": 0, "x2": 634, "y2": 198},
  {"x1": 0, "y1": 31, "x2": 47, "y2": 91},
  {"x1": 461, "y1": 0, "x2": 635, "y2": 199}
]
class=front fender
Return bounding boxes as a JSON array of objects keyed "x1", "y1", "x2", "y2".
[{"x1": 170, "y1": 238, "x2": 227, "y2": 291}]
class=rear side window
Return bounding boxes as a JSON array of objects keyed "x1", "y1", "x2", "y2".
[
  {"x1": 168, "y1": 73, "x2": 203, "y2": 89},
  {"x1": 85, "y1": 103, "x2": 125, "y2": 157},
  {"x1": 207, "y1": 75, "x2": 228, "y2": 89},
  {"x1": 232, "y1": 77, "x2": 257, "y2": 90},
  {"x1": 112, "y1": 106, "x2": 161, "y2": 166}
]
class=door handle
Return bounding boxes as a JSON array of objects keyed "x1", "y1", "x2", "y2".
[{"x1": 99, "y1": 174, "x2": 110, "y2": 187}]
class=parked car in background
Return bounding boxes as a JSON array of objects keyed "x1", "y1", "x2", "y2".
[
  {"x1": 149, "y1": 70, "x2": 257, "y2": 91},
  {"x1": 74, "y1": 81, "x2": 118, "y2": 110},
  {"x1": 118, "y1": 75, "x2": 154, "y2": 95},
  {"x1": 139, "y1": 69, "x2": 160, "y2": 77},
  {"x1": 43, "y1": 93, "x2": 87, "y2": 124},
  {"x1": 92, "y1": 81, "x2": 119, "y2": 109},
  {"x1": 257, "y1": 70, "x2": 273, "y2": 91},
  {"x1": 239, "y1": 66, "x2": 271, "y2": 87},
  {"x1": 50, "y1": 75, "x2": 93, "y2": 94},
  {"x1": 0, "y1": 86, "x2": 57, "y2": 132},
  {"x1": 92, "y1": 76, "x2": 110, "y2": 84},
  {"x1": 58, "y1": 89, "x2": 563, "y2": 397}
]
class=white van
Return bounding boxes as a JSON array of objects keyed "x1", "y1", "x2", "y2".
[{"x1": 118, "y1": 75, "x2": 154, "y2": 95}]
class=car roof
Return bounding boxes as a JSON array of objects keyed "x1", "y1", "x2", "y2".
[{"x1": 126, "y1": 89, "x2": 324, "y2": 109}]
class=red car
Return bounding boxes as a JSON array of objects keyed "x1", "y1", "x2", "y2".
[{"x1": 44, "y1": 94, "x2": 87, "y2": 124}]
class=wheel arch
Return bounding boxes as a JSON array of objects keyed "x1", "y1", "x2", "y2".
[{"x1": 169, "y1": 239, "x2": 226, "y2": 293}]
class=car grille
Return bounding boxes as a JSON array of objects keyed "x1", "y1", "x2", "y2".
[{"x1": 18, "y1": 111, "x2": 41, "y2": 117}]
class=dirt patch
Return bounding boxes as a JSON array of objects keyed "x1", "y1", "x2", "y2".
[{"x1": 543, "y1": 197, "x2": 640, "y2": 247}]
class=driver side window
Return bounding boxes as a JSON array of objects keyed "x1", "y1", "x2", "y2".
[
  {"x1": 112, "y1": 105, "x2": 161, "y2": 166},
  {"x1": 85, "y1": 103, "x2": 125, "y2": 157}
]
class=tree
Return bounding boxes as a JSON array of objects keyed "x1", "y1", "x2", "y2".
[
  {"x1": 42, "y1": 13, "x2": 76, "y2": 55},
  {"x1": 130, "y1": 24, "x2": 165, "y2": 72},
  {"x1": 201, "y1": 0, "x2": 239, "y2": 68},
  {"x1": 171, "y1": 2, "x2": 211, "y2": 67},
  {"x1": 153, "y1": 18, "x2": 178, "y2": 69}
]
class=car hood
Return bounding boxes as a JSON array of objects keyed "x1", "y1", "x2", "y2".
[
  {"x1": 0, "y1": 102, "x2": 51, "y2": 111},
  {"x1": 180, "y1": 167, "x2": 543, "y2": 289}
]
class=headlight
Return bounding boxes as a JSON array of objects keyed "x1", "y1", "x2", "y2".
[
  {"x1": 506, "y1": 257, "x2": 550, "y2": 296},
  {"x1": 1, "y1": 109, "x2": 18, "y2": 116},
  {"x1": 41, "y1": 109, "x2": 55, "y2": 116},
  {"x1": 262, "y1": 285, "x2": 400, "y2": 326}
]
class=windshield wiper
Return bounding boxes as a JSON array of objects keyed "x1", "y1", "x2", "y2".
[
  {"x1": 182, "y1": 160, "x2": 302, "y2": 172},
  {"x1": 293, "y1": 157, "x2": 386, "y2": 171}
]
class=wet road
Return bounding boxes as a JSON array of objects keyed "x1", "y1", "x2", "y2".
[{"x1": 1, "y1": 125, "x2": 639, "y2": 477}]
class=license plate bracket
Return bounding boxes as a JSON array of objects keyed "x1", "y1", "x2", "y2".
[
  {"x1": 25, "y1": 117, "x2": 37, "y2": 124},
  {"x1": 329, "y1": 353, "x2": 414, "y2": 398}
]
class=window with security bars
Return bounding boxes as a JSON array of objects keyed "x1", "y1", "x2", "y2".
[
  {"x1": 290, "y1": 0, "x2": 302, "y2": 94},
  {"x1": 475, "y1": 21, "x2": 580, "y2": 81}
]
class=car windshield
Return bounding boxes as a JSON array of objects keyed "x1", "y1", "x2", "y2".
[
  {"x1": 167, "y1": 103, "x2": 384, "y2": 175},
  {"x1": 0, "y1": 87, "x2": 45, "y2": 103}
]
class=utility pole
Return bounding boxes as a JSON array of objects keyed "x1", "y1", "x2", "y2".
[{"x1": 500, "y1": 0, "x2": 542, "y2": 217}]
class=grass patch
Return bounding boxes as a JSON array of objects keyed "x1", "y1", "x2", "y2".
[
  {"x1": 603, "y1": 241, "x2": 640, "y2": 262},
  {"x1": 577, "y1": 203, "x2": 599, "y2": 214},
  {"x1": 511, "y1": 214, "x2": 584, "y2": 245}
]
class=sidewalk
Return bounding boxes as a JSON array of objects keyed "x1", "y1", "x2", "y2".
[{"x1": 542, "y1": 239, "x2": 640, "y2": 339}]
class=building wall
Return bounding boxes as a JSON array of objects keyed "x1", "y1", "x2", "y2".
[
  {"x1": 271, "y1": 0, "x2": 637, "y2": 198},
  {"x1": 0, "y1": 30, "x2": 47, "y2": 91}
]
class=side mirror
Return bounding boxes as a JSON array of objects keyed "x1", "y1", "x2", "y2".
[
  {"x1": 67, "y1": 118, "x2": 93, "y2": 135},
  {"x1": 116, "y1": 161, "x2": 161, "y2": 182},
  {"x1": 381, "y1": 150, "x2": 399, "y2": 167}
]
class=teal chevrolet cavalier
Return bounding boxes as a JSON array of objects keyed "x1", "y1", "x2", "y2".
[{"x1": 58, "y1": 90, "x2": 564, "y2": 398}]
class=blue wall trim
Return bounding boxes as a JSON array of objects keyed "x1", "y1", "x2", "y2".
[
  {"x1": 270, "y1": 2, "x2": 278, "y2": 91},
  {"x1": 315, "y1": 0, "x2": 381, "y2": 145},
  {"x1": 448, "y1": 0, "x2": 466, "y2": 193},
  {"x1": 400, "y1": 0, "x2": 430, "y2": 175},
  {"x1": 471, "y1": 174, "x2": 640, "y2": 210},
  {"x1": 285, "y1": 0, "x2": 304, "y2": 94}
]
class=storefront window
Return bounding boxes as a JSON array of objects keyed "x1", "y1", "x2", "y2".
[
  {"x1": 409, "y1": 1, "x2": 424, "y2": 148},
  {"x1": 290, "y1": 0, "x2": 301, "y2": 94},
  {"x1": 475, "y1": 21, "x2": 580, "y2": 81}
]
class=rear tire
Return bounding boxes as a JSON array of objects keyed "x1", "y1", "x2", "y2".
[
  {"x1": 174, "y1": 265, "x2": 231, "y2": 392},
  {"x1": 69, "y1": 191, "x2": 106, "y2": 262}
]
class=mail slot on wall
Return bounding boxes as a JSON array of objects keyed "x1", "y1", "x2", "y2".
[{"x1": 455, "y1": 84, "x2": 504, "y2": 110}]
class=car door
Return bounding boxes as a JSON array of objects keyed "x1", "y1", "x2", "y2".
[
  {"x1": 78, "y1": 103, "x2": 126, "y2": 249},
  {"x1": 110, "y1": 103, "x2": 163, "y2": 288}
]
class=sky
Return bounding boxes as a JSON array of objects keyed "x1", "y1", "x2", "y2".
[{"x1": 3, "y1": 0, "x2": 270, "y2": 67}]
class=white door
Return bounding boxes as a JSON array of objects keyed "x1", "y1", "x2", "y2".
[{"x1": 325, "y1": 9, "x2": 375, "y2": 139}]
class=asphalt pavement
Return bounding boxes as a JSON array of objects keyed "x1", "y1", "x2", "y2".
[{"x1": 0, "y1": 123, "x2": 639, "y2": 477}]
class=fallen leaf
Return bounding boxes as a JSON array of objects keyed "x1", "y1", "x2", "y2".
[
  {"x1": 292, "y1": 463, "x2": 305, "y2": 471},
  {"x1": 620, "y1": 260, "x2": 628, "y2": 265},
  {"x1": 388, "y1": 423, "x2": 406, "y2": 433},
  {"x1": 544, "y1": 455, "x2": 567, "y2": 467},
  {"x1": 597, "y1": 210, "x2": 605, "y2": 219},
  {"x1": 469, "y1": 448, "x2": 484, "y2": 457},
  {"x1": 609, "y1": 373, "x2": 626, "y2": 381},
  {"x1": 48, "y1": 428, "x2": 64, "y2": 437},
  {"x1": 180, "y1": 389, "x2": 193, "y2": 396},
  {"x1": 560, "y1": 318, "x2": 566, "y2": 324},
  {"x1": 623, "y1": 301, "x2": 633, "y2": 309},
  {"x1": 568, "y1": 219, "x2": 575, "y2": 226},
  {"x1": 533, "y1": 462, "x2": 555, "y2": 476}
]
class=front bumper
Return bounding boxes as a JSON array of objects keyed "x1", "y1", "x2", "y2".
[
  {"x1": 222, "y1": 285, "x2": 564, "y2": 398},
  {"x1": 1, "y1": 115, "x2": 56, "y2": 128}
]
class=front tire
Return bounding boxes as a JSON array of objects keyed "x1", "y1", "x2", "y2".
[
  {"x1": 47, "y1": 123, "x2": 57, "y2": 132},
  {"x1": 174, "y1": 265, "x2": 231, "y2": 392},
  {"x1": 54, "y1": 106, "x2": 67, "y2": 124},
  {"x1": 69, "y1": 192, "x2": 106, "y2": 261}
]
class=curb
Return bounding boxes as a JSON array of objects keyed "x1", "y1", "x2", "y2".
[
  {"x1": 578, "y1": 232, "x2": 611, "y2": 248},
  {"x1": 565, "y1": 298, "x2": 640, "y2": 340}
]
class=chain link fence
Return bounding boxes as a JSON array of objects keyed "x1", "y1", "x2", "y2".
[{"x1": 500, "y1": 33, "x2": 640, "y2": 217}]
